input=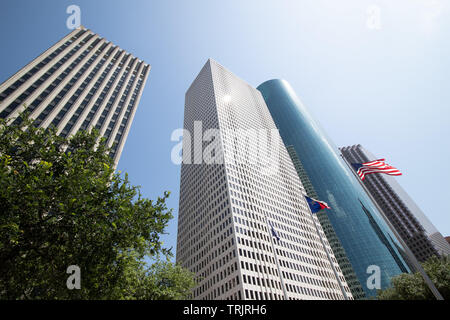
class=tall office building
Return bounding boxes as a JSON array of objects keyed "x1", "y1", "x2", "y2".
[
  {"x1": 176, "y1": 59, "x2": 352, "y2": 300},
  {"x1": 340, "y1": 144, "x2": 450, "y2": 259},
  {"x1": 0, "y1": 26, "x2": 150, "y2": 166},
  {"x1": 286, "y1": 146, "x2": 366, "y2": 299},
  {"x1": 257, "y1": 79, "x2": 410, "y2": 298}
]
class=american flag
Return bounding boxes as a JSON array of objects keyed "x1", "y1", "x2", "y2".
[{"x1": 351, "y1": 158, "x2": 402, "y2": 181}]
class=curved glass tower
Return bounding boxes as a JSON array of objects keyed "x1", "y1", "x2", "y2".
[{"x1": 257, "y1": 79, "x2": 410, "y2": 298}]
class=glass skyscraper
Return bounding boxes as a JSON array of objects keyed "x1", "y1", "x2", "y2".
[
  {"x1": 286, "y1": 145, "x2": 366, "y2": 299},
  {"x1": 257, "y1": 79, "x2": 410, "y2": 298}
]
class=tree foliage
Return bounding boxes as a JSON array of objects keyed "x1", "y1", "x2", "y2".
[
  {"x1": 377, "y1": 255, "x2": 450, "y2": 300},
  {"x1": 0, "y1": 114, "x2": 195, "y2": 299}
]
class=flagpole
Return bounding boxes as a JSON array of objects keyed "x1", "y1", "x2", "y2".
[
  {"x1": 340, "y1": 154, "x2": 444, "y2": 300},
  {"x1": 305, "y1": 202, "x2": 350, "y2": 300},
  {"x1": 265, "y1": 217, "x2": 288, "y2": 300}
]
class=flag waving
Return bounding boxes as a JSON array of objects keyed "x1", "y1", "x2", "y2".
[
  {"x1": 304, "y1": 195, "x2": 330, "y2": 214},
  {"x1": 351, "y1": 158, "x2": 402, "y2": 181},
  {"x1": 268, "y1": 221, "x2": 280, "y2": 241}
]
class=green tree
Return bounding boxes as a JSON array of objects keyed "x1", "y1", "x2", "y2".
[
  {"x1": 377, "y1": 255, "x2": 450, "y2": 300},
  {"x1": 0, "y1": 114, "x2": 195, "y2": 299}
]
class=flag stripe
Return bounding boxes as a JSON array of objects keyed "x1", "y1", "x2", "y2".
[
  {"x1": 362, "y1": 159, "x2": 385, "y2": 166},
  {"x1": 359, "y1": 171, "x2": 402, "y2": 180},
  {"x1": 358, "y1": 168, "x2": 401, "y2": 174},
  {"x1": 353, "y1": 158, "x2": 402, "y2": 181}
]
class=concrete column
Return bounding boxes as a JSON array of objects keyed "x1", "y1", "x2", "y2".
[
  {"x1": 6, "y1": 32, "x2": 98, "y2": 120},
  {"x1": 107, "y1": 61, "x2": 144, "y2": 148},
  {"x1": 66, "y1": 46, "x2": 121, "y2": 136},
  {"x1": 0, "y1": 27, "x2": 85, "y2": 92},
  {"x1": 0, "y1": 29, "x2": 92, "y2": 114},
  {"x1": 31, "y1": 39, "x2": 109, "y2": 125},
  {"x1": 112, "y1": 64, "x2": 150, "y2": 166},
  {"x1": 97, "y1": 58, "x2": 139, "y2": 138},
  {"x1": 87, "y1": 54, "x2": 132, "y2": 133}
]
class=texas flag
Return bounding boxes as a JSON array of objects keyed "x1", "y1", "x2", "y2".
[{"x1": 304, "y1": 195, "x2": 330, "y2": 214}]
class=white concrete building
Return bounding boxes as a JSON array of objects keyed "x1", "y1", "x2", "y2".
[
  {"x1": 176, "y1": 59, "x2": 352, "y2": 300},
  {"x1": 0, "y1": 26, "x2": 150, "y2": 166}
]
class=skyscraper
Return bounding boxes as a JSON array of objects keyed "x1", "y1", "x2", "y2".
[
  {"x1": 286, "y1": 146, "x2": 366, "y2": 299},
  {"x1": 340, "y1": 144, "x2": 450, "y2": 259},
  {"x1": 176, "y1": 59, "x2": 352, "y2": 300},
  {"x1": 430, "y1": 233, "x2": 450, "y2": 256},
  {"x1": 0, "y1": 26, "x2": 150, "y2": 166},
  {"x1": 257, "y1": 79, "x2": 410, "y2": 298}
]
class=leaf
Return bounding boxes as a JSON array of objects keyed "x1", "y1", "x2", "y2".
[{"x1": 0, "y1": 113, "x2": 190, "y2": 300}]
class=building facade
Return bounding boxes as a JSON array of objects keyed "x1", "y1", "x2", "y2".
[
  {"x1": 340, "y1": 144, "x2": 450, "y2": 259},
  {"x1": 429, "y1": 233, "x2": 450, "y2": 257},
  {"x1": 0, "y1": 26, "x2": 150, "y2": 165},
  {"x1": 286, "y1": 146, "x2": 366, "y2": 299},
  {"x1": 176, "y1": 59, "x2": 352, "y2": 300},
  {"x1": 257, "y1": 79, "x2": 410, "y2": 298}
]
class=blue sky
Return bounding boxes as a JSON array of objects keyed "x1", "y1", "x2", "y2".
[{"x1": 1, "y1": 0, "x2": 449, "y2": 257}]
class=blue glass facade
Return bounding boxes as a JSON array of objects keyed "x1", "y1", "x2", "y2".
[{"x1": 257, "y1": 79, "x2": 410, "y2": 298}]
